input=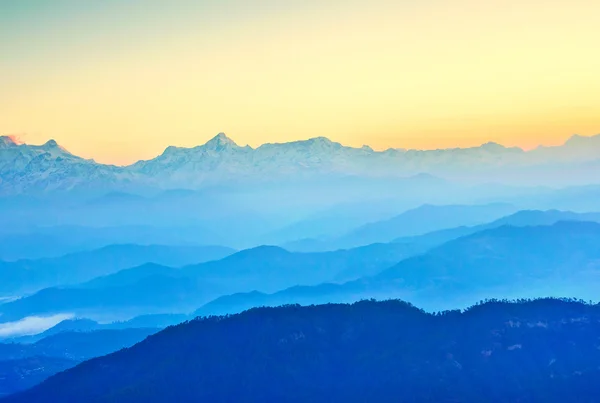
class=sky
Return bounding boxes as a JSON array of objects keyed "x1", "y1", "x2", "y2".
[{"x1": 1, "y1": 0, "x2": 599, "y2": 165}]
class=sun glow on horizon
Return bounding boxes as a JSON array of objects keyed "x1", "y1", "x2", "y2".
[{"x1": 1, "y1": 0, "x2": 599, "y2": 165}]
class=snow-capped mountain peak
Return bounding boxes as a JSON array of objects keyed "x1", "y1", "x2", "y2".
[
  {"x1": 564, "y1": 133, "x2": 600, "y2": 148},
  {"x1": 203, "y1": 132, "x2": 239, "y2": 151},
  {"x1": 305, "y1": 136, "x2": 336, "y2": 146},
  {"x1": 3, "y1": 132, "x2": 600, "y2": 195},
  {"x1": 0, "y1": 135, "x2": 18, "y2": 148},
  {"x1": 34, "y1": 139, "x2": 74, "y2": 158},
  {"x1": 479, "y1": 141, "x2": 506, "y2": 151},
  {"x1": 41, "y1": 139, "x2": 59, "y2": 148}
]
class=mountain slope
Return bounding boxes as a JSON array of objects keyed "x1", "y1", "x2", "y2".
[
  {"x1": 0, "y1": 136, "x2": 131, "y2": 195},
  {"x1": 292, "y1": 203, "x2": 518, "y2": 251},
  {"x1": 287, "y1": 208, "x2": 594, "y2": 253},
  {"x1": 0, "y1": 328, "x2": 158, "y2": 397},
  {"x1": 0, "y1": 242, "x2": 421, "y2": 322},
  {"x1": 0, "y1": 356, "x2": 77, "y2": 398},
  {"x1": 377, "y1": 221, "x2": 600, "y2": 287},
  {"x1": 0, "y1": 244, "x2": 234, "y2": 295},
  {"x1": 194, "y1": 221, "x2": 600, "y2": 315},
  {"x1": 339, "y1": 203, "x2": 517, "y2": 246},
  {"x1": 0, "y1": 276, "x2": 212, "y2": 323},
  {"x1": 3, "y1": 133, "x2": 600, "y2": 195},
  {"x1": 263, "y1": 199, "x2": 409, "y2": 244},
  {"x1": 179, "y1": 242, "x2": 427, "y2": 291},
  {"x1": 392, "y1": 209, "x2": 600, "y2": 248},
  {"x1": 364, "y1": 221, "x2": 600, "y2": 309},
  {"x1": 0, "y1": 328, "x2": 159, "y2": 363},
  {"x1": 6, "y1": 299, "x2": 600, "y2": 403},
  {"x1": 9, "y1": 315, "x2": 190, "y2": 344},
  {"x1": 79, "y1": 264, "x2": 177, "y2": 289}
]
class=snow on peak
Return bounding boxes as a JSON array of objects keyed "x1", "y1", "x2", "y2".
[
  {"x1": 296, "y1": 137, "x2": 344, "y2": 151},
  {"x1": 0, "y1": 135, "x2": 18, "y2": 148},
  {"x1": 480, "y1": 142, "x2": 506, "y2": 151},
  {"x1": 43, "y1": 139, "x2": 59, "y2": 148},
  {"x1": 565, "y1": 133, "x2": 600, "y2": 147},
  {"x1": 203, "y1": 133, "x2": 238, "y2": 150},
  {"x1": 39, "y1": 139, "x2": 72, "y2": 155},
  {"x1": 306, "y1": 136, "x2": 333, "y2": 145}
]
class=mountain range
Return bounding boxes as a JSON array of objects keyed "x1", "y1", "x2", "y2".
[
  {"x1": 283, "y1": 203, "x2": 518, "y2": 251},
  {"x1": 2, "y1": 132, "x2": 600, "y2": 195},
  {"x1": 4, "y1": 215, "x2": 600, "y2": 324},
  {"x1": 194, "y1": 220, "x2": 600, "y2": 316},
  {"x1": 0, "y1": 244, "x2": 235, "y2": 295},
  {"x1": 392, "y1": 208, "x2": 600, "y2": 246},
  {"x1": 0, "y1": 241, "x2": 424, "y2": 323},
  {"x1": 3, "y1": 128, "x2": 600, "y2": 401}
]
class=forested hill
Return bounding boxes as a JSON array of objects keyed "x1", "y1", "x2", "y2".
[{"x1": 6, "y1": 298, "x2": 600, "y2": 403}]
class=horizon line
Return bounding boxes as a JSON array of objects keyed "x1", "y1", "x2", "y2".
[{"x1": 1, "y1": 131, "x2": 599, "y2": 167}]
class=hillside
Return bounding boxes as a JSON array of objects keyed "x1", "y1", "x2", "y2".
[
  {"x1": 287, "y1": 208, "x2": 600, "y2": 253},
  {"x1": 0, "y1": 357, "x2": 76, "y2": 398},
  {"x1": 332, "y1": 203, "x2": 518, "y2": 248},
  {"x1": 0, "y1": 242, "x2": 421, "y2": 322},
  {"x1": 194, "y1": 221, "x2": 600, "y2": 315},
  {"x1": 6, "y1": 298, "x2": 600, "y2": 402},
  {"x1": 0, "y1": 328, "x2": 158, "y2": 397},
  {"x1": 392, "y1": 209, "x2": 600, "y2": 247},
  {"x1": 0, "y1": 244, "x2": 235, "y2": 295},
  {"x1": 0, "y1": 328, "x2": 158, "y2": 362}
]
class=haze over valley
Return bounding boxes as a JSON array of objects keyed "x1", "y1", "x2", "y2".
[
  {"x1": 2, "y1": 134, "x2": 600, "y2": 400},
  {"x1": 2, "y1": 133, "x2": 600, "y2": 322},
  {"x1": 2, "y1": 0, "x2": 600, "y2": 400}
]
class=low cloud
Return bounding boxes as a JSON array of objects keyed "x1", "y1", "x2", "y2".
[{"x1": 0, "y1": 313, "x2": 74, "y2": 338}]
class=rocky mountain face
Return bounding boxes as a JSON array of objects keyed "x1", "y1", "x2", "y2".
[
  {"x1": 1, "y1": 133, "x2": 600, "y2": 195},
  {"x1": 0, "y1": 136, "x2": 134, "y2": 195}
]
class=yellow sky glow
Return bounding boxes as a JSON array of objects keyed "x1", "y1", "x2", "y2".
[{"x1": 0, "y1": 0, "x2": 598, "y2": 165}]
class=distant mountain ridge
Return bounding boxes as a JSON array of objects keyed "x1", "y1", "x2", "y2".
[
  {"x1": 195, "y1": 220, "x2": 600, "y2": 316},
  {"x1": 0, "y1": 241, "x2": 424, "y2": 323},
  {"x1": 5, "y1": 218, "x2": 600, "y2": 324},
  {"x1": 391, "y1": 209, "x2": 600, "y2": 248},
  {"x1": 285, "y1": 203, "x2": 518, "y2": 251},
  {"x1": 2, "y1": 132, "x2": 600, "y2": 194},
  {"x1": 0, "y1": 135, "x2": 131, "y2": 194},
  {"x1": 0, "y1": 244, "x2": 235, "y2": 295}
]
